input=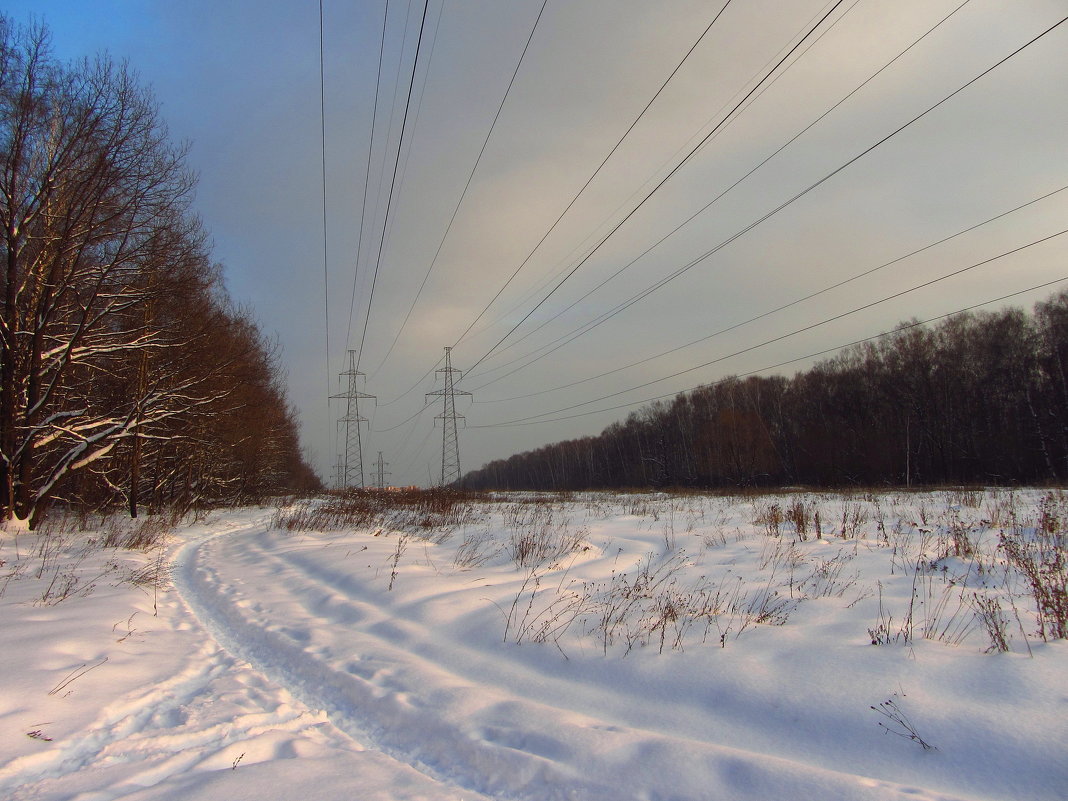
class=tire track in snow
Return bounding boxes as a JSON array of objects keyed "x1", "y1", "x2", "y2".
[
  {"x1": 180, "y1": 528, "x2": 649, "y2": 800},
  {"x1": 174, "y1": 520, "x2": 506, "y2": 801},
  {"x1": 0, "y1": 517, "x2": 333, "y2": 799},
  {"x1": 0, "y1": 638, "x2": 232, "y2": 795},
  {"x1": 176, "y1": 522, "x2": 976, "y2": 801}
]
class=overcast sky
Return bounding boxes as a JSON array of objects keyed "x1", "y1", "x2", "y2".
[{"x1": 7, "y1": 0, "x2": 1068, "y2": 487}]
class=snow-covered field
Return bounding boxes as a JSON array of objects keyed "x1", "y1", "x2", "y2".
[{"x1": 1, "y1": 489, "x2": 1065, "y2": 800}]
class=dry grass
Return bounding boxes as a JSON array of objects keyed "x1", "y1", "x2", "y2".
[
  {"x1": 271, "y1": 487, "x2": 1068, "y2": 657},
  {"x1": 1, "y1": 511, "x2": 175, "y2": 606},
  {"x1": 274, "y1": 488, "x2": 484, "y2": 536},
  {"x1": 999, "y1": 492, "x2": 1068, "y2": 641},
  {"x1": 504, "y1": 503, "x2": 587, "y2": 569}
]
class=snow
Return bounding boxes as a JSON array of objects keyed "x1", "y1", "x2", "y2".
[{"x1": 1, "y1": 490, "x2": 1065, "y2": 800}]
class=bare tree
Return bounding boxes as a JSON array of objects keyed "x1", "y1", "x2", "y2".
[{"x1": 0, "y1": 18, "x2": 318, "y2": 525}]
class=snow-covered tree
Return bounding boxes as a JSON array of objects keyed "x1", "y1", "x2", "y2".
[{"x1": 0, "y1": 18, "x2": 317, "y2": 525}]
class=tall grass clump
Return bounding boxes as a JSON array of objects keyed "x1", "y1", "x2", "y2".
[
  {"x1": 503, "y1": 500, "x2": 586, "y2": 568},
  {"x1": 1000, "y1": 492, "x2": 1068, "y2": 641},
  {"x1": 1, "y1": 510, "x2": 174, "y2": 606},
  {"x1": 274, "y1": 488, "x2": 483, "y2": 536}
]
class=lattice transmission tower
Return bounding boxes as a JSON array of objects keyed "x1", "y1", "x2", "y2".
[
  {"x1": 426, "y1": 346, "x2": 471, "y2": 487},
  {"x1": 373, "y1": 451, "x2": 391, "y2": 490},
  {"x1": 332, "y1": 454, "x2": 345, "y2": 490},
  {"x1": 331, "y1": 349, "x2": 375, "y2": 488}
]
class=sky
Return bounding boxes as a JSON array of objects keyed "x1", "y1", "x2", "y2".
[{"x1": 5, "y1": 0, "x2": 1067, "y2": 487}]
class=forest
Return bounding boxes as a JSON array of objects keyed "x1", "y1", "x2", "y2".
[
  {"x1": 464, "y1": 291, "x2": 1068, "y2": 491},
  {"x1": 0, "y1": 18, "x2": 318, "y2": 527}
]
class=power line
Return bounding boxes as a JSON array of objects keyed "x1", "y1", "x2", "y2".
[
  {"x1": 318, "y1": 0, "x2": 332, "y2": 444},
  {"x1": 371, "y1": 393, "x2": 436, "y2": 481},
  {"x1": 377, "y1": 351, "x2": 444, "y2": 407},
  {"x1": 369, "y1": 0, "x2": 551, "y2": 379},
  {"x1": 355, "y1": 0, "x2": 432, "y2": 371},
  {"x1": 447, "y1": 0, "x2": 735, "y2": 352},
  {"x1": 459, "y1": 0, "x2": 863, "y2": 349},
  {"x1": 388, "y1": 0, "x2": 446, "y2": 233},
  {"x1": 475, "y1": 227, "x2": 1068, "y2": 427},
  {"x1": 374, "y1": 397, "x2": 435, "y2": 432},
  {"x1": 377, "y1": 0, "x2": 736, "y2": 408},
  {"x1": 373, "y1": 451, "x2": 391, "y2": 489},
  {"x1": 393, "y1": 422, "x2": 438, "y2": 483},
  {"x1": 332, "y1": 453, "x2": 345, "y2": 490},
  {"x1": 462, "y1": 0, "x2": 849, "y2": 376},
  {"x1": 345, "y1": 0, "x2": 390, "y2": 355},
  {"x1": 470, "y1": 274, "x2": 1068, "y2": 429},
  {"x1": 349, "y1": 0, "x2": 446, "y2": 366},
  {"x1": 465, "y1": 9, "x2": 1068, "y2": 385},
  {"x1": 378, "y1": 0, "x2": 843, "y2": 410},
  {"x1": 473, "y1": 181, "x2": 1068, "y2": 399},
  {"x1": 358, "y1": 0, "x2": 417, "y2": 312},
  {"x1": 390, "y1": 403, "x2": 432, "y2": 460},
  {"x1": 466, "y1": 0, "x2": 973, "y2": 377}
]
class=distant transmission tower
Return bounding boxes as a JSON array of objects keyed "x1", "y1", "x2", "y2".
[
  {"x1": 373, "y1": 451, "x2": 391, "y2": 490},
  {"x1": 331, "y1": 349, "x2": 375, "y2": 488},
  {"x1": 426, "y1": 346, "x2": 471, "y2": 487},
  {"x1": 333, "y1": 454, "x2": 345, "y2": 490}
]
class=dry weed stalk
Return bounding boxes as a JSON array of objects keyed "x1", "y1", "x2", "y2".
[
  {"x1": 999, "y1": 493, "x2": 1068, "y2": 640},
  {"x1": 871, "y1": 694, "x2": 937, "y2": 751}
]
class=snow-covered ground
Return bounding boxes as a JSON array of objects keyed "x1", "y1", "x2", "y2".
[{"x1": 1, "y1": 489, "x2": 1065, "y2": 800}]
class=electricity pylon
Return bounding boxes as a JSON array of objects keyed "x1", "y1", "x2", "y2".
[
  {"x1": 373, "y1": 451, "x2": 391, "y2": 490},
  {"x1": 331, "y1": 349, "x2": 375, "y2": 488},
  {"x1": 332, "y1": 454, "x2": 345, "y2": 490},
  {"x1": 426, "y1": 346, "x2": 471, "y2": 487}
]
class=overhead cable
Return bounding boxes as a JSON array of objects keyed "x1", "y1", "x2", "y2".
[
  {"x1": 465, "y1": 9, "x2": 1068, "y2": 386},
  {"x1": 473, "y1": 181, "x2": 1068, "y2": 398},
  {"x1": 355, "y1": 0, "x2": 432, "y2": 371},
  {"x1": 345, "y1": 0, "x2": 391, "y2": 354},
  {"x1": 369, "y1": 0, "x2": 551, "y2": 379},
  {"x1": 465, "y1": 0, "x2": 865, "y2": 345},
  {"x1": 448, "y1": 0, "x2": 736, "y2": 351},
  {"x1": 318, "y1": 0, "x2": 333, "y2": 447},
  {"x1": 468, "y1": 0, "x2": 975, "y2": 379},
  {"x1": 475, "y1": 227, "x2": 1068, "y2": 426},
  {"x1": 471, "y1": 274, "x2": 1068, "y2": 429},
  {"x1": 462, "y1": 0, "x2": 849, "y2": 376}
]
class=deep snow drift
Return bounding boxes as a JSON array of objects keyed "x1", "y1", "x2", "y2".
[{"x1": 1, "y1": 489, "x2": 1065, "y2": 800}]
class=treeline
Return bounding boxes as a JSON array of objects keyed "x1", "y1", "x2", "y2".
[
  {"x1": 0, "y1": 19, "x2": 318, "y2": 526},
  {"x1": 464, "y1": 290, "x2": 1068, "y2": 491}
]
